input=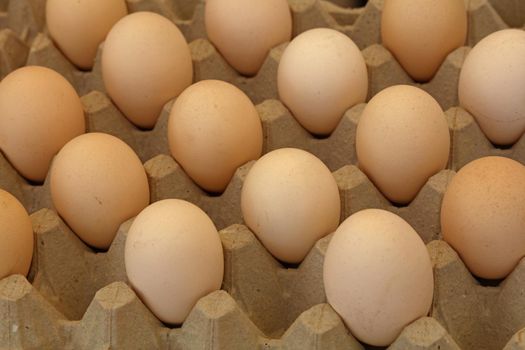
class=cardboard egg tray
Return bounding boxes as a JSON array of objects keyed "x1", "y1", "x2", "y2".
[{"x1": 1, "y1": 0, "x2": 525, "y2": 349}]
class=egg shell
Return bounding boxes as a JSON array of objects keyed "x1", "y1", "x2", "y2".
[
  {"x1": 125, "y1": 199, "x2": 224, "y2": 324},
  {"x1": 168, "y1": 80, "x2": 262, "y2": 193},
  {"x1": 205, "y1": 0, "x2": 292, "y2": 76},
  {"x1": 381, "y1": 0, "x2": 467, "y2": 82},
  {"x1": 0, "y1": 66, "x2": 85, "y2": 182},
  {"x1": 102, "y1": 12, "x2": 193, "y2": 129},
  {"x1": 50, "y1": 133, "x2": 149, "y2": 249},
  {"x1": 458, "y1": 29, "x2": 525, "y2": 146},
  {"x1": 323, "y1": 209, "x2": 434, "y2": 346},
  {"x1": 277, "y1": 28, "x2": 368, "y2": 135},
  {"x1": 46, "y1": 0, "x2": 127, "y2": 70},
  {"x1": 356, "y1": 85, "x2": 450, "y2": 205},
  {"x1": 441, "y1": 156, "x2": 525, "y2": 279},
  {"x1": 241, "y1": 148, "x2": 340, "y2": 263},
  {"x1": 0, "y1": 189, "x2": 33, "y2": 280}
]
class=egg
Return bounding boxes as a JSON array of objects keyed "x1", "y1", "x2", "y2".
[
  {"x1": 102, "y1": 12, "x2": 193, "y2": 129},
  {"x1": 323, "y1": 209, "x2": 434, "y2": 346},
  {"x1": 441, "y1": 156, "x2": 525, "y2": 279},
  {"x1": 46, "y1": 0, "x2": 127, "y2": 70},
  {"x1": 205, "y1": 0, "x2": 292, "y2": 76},
  {"x1": 50, "y1": 133, "x2": 149, "y2": 250},
  {"x1": 356, "y1": 85, "x2": 450, "y2": 205},
  {"x1": 381, "y1": 0, "x2": 467, "y2": 82},
  {"x1": 241, "y1": 148, "x2": 340, "y2": 263},
  {"x1": 458, "y1": 29, "x2": 525, "y2": 146},
  {"x1": 0, "y1": 189, "x2": 33, "y2": 280},
  {"x1": 168, "y1": 80, "x2": 263, "y2": 193},
  {"x1": 125, "y1": 199, "x2": 224, "y2": 324},
  {"x1": 277, "y1": 28, "x2": 368, "y2": 135},
  {"x1": 0, "y1": 66, "x2": 85, "y2": 182}
]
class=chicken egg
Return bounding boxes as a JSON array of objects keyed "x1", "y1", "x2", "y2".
[
  {"x1": 50, "y1": 133, "x2": 149, "y2": 250},
  {"x1": 125, "y1": 199, "x2": 224, "y2": 324},
  {"x1": 0, "y1": 189, "x2": 33, "y2": 280},
  {"x1": 278, "y1": 28, "x2": 368, "y2": 135},
  {"x1": 241, "y1": 148, "x2": 340, "y2": 263},
  {"x1": 381, "y1": 0, "x2": 467, "y2": 82},
  {"x1": 46, "y1": 0, "x2": 127, "y2": 69},
  {"x1": 0, "y1": 66, "x2": 85, "y2": 182},
  {"x1": 205, "y1": 0, "x2": 292, "y2": 76},
  {"x1": 356, "y1": 85, "x2": 450, "y2": 205},
  {"x1": 102, "y1": 12, "x2": 193, "y2": 129},
  {"x1": 441, "y1": 156, "x2": 525, "y2": 279},
  {"x1": 168, "y1": 80, "x2": 263, "y2": 193},
  {"x1": 458, "y1": 29, "x2": 525, "y2": 146},
  {"x1": 324, "y1": 209, "x2": 434, "y2": 346}
]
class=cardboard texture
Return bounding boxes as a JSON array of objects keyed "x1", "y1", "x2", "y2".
[{"x1": 1, "y1": 0, "x2": 525, "y2": 349}]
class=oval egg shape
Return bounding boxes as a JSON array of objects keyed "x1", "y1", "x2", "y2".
[
  {"x1": 323, "y1": 209, "x2": 434, "y2": 346},
  {"x1": 241, "y1": 148, "x2": 340, "y2": 263},
  {"x1": 50, "y1": 133, "x2": 150, "y2": 249},
  {"x1": 125, "y1": 199, "x2": 224, "y2": 324},
  {"x1": 356, "y1": 85, "x2": 450, "y2": 205}
]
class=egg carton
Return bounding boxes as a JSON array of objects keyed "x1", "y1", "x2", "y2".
[{"x1": 1, "y1": 0, "x2": 525, "y2": 349}]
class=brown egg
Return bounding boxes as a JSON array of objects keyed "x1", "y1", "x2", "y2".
[
  {"x1": 441, "y1": 156, "x2": 525, "y2": 279},
  {"x1": 278, "y1": 28, "x2": 368, "y2": 135},
  {"x1": 459, "y1": 29, "x2": 525, "y2": 146},
  {"x1": 50, "y1": 133, "x2": 149, "y2": 249},
  {"x1": 125, "y1": 199, "x2": 224, "y2": 324},
  {"x1": 205, "y1": 0, "x2": 292, "y2": 76},
  {"x1": 46, "y1": 0, "x2": 127, "y2": 70},
  {"x1": 168, "y1": 80, "x2": 263, "y2": 193},
  {"x1": 356, "y1": 85, "x2": 450, "y2": 204},
  {"x1": 381, "y1": 0, "x2": 467, "y2": 82},
  {"x1": 102, "y1": 12, "x2": 193, "y2": 129},
  {"x1": 241, "y1": 148, "x2": 340, "y2": 263},
  {"x1": 0, "y1": 189, "x2": 33, "y2": 280},
  {"x1": 324, "y1": 209, "x2": 434, "y2": 346},
  {"x1": 0, "y1": 66, "x2": 85, "y2": 182}
]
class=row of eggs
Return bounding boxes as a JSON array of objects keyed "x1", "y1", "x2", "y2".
[
  {"x1": 0, "y1": 0, "x2": 524, "y2": 347},
  {"x1": 2, "y1": 151, "x2": 525, "y2": 346}
]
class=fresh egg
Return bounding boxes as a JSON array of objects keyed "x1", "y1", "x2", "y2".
[
  {"x1": 458, "y1": 29, "x2": 525, "y2": 146},
  {"x1": 205, "y1": 0, "x2": 292, "y2": 76},
  {"x1": 324, "y1": 209, "x2": 434, "y2": 346},
  {"x1": 0, "y1": 189, "x2": 33, "y2": 280},
  {"x1": 102, "y1": 12, "x2": 193, "y2": 129},
  {"x1": 0, "y1": 66, "x2": 85, "y2": 182},
  {"x1": 50, "y1": 133, "x2": 149, "y2": 250},
  {"x1": 168, "y1": 80, "x2": 263, "y2": 193},
  {"x1": 241, "y1": 148, "x2": 340, "y2": 263},
  {"x1": 441, "y1": 156, "x2": 525, "y2": 279},
  {"x1": 46, "y1": 0, "x2": 127, "y2": 70},
  {"x1": 381, "y1": 0, "x2": 467, "y2": 82},
  {"x1": 356, "y1": 85, "x2": 450, "y2": 205},
  {"x1": 125, "y1": 199, "x2": 224, "y2": 324},
  {"x1": 278, "y1": 28, "x2": 368, "y2": 136}
]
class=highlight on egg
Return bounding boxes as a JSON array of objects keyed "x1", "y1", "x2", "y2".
[
  {"x1": 277, "y1": 28, "x2": 368, "y2": 136},
  {"x1": 356, "y1": 85, "x2": 450, "y2": 205},
  {"x1": 441, "y1": 156, "x2": 525, "y2": 280},
  {"x1": 168, "y1": 80, "x2": 263, "y2": 193},
  {"x1": 102, "y1": 11, "x2": 193, "y2": 129},
  {"x1": 0, "y1": 189, "x2": 33, "y2": 280},
  {"x1": 0, "y1": 66, "x2": 85, "y2": 182},
  {"x1": 241, "y1": 148, "x2": 340, "y2": 263},
  {"x1": 205, "y1": 0, "x2": 292, "y2": 76},
  {"x1": 381, "y1": 0, "x2": 467, "y2": 82},
  {"x1": 46, "y1": 0, "x2": 127, "y2": 69},
  {"x1": 125, "y1": 199, "x2": 224, "y2": 324},
  {"x1": 50, "y1": 133, "x2": 150, "y2": 250},
  {"x1": 323, "y1": 209, "x2": 434, "y2": 346},
  {"x1": 458, "y1": 29, "x2": 525, "y2": 146}
]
